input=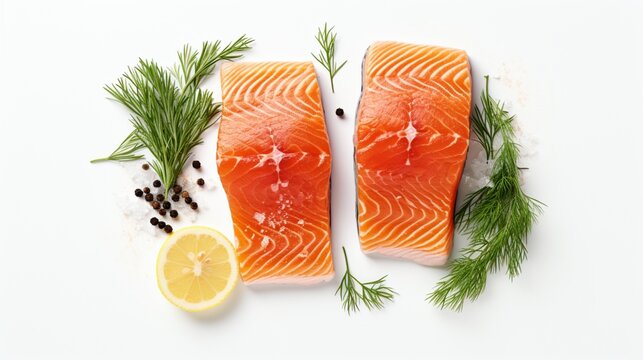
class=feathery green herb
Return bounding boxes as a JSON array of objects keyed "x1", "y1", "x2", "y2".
[
  {"x1": 336, "y1": 246, "x2": 396, "y2": 314},
  {"x1": 92, "y1": 36, "x2": 253, "y2": 196},
  {"x1": 90, "y1": 131, "x2": 144, "y2": 163},
  {"x1": 427, "y1": 76, "x2": 543, "y2": 311},
  {"x1": 470, "y1": 87, "x2": 502, "y2": 161},
  {"x1": 312, "y1": 23, "x2": 347, "y2": 93}
]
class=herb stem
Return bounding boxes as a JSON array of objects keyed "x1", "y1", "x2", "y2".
[
  {"x1": 312, "y1": 23, "x2": 347, "y2": 93},
  {"x1": 90, "y1": 131, "x2": 144, "y2": 163},
  {"x1": 341, "y1": 246, "x2": 350, "y2": 273}
]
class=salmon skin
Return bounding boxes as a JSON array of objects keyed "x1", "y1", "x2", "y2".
[
  {"x1": 354, "y1": 42, "x2": 472, "y2": 266},
  {"x1": 217, "y1": 62, "x2": 334, "y2": 285}
]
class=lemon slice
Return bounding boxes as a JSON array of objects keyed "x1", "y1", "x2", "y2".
[{"x1": 156, "y1": 226, "x2": 238, "y2": 312}]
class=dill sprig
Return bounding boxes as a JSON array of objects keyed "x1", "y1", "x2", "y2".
[
  {"x1": 470, "y1": 84, "x2": 502, "y2": 161},
  {"x1": 427, "y1": 75, "x2": 543, "y2": 311},
  {"x1": 90, "y1": 131, "x2": 144, "y2": 163},
  {"x1": 336, "y1": 246, "x2": 396, "y2": 314},
  {"x1": 92, "y1": 36, "x2": 253, "y2": 196},
  {"x1": 311, "y1": 23, "x2": 347, "y2": 93},
  {"x1": 172, "y1": 36, "x2": 254, "y2": 93}
]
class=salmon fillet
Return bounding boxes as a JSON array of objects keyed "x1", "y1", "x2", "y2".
[
  {"x1": 217, "y1": 62, "x2": 334, "y2": 284},
  {"x1": 354, "y1": 42, "x2": 471, "y2": 266}
]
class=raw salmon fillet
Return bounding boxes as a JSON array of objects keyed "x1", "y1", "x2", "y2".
[
  {"x1": 355, "y1": 42, "x2": 471, "y2": 266},
  {"x1": 217, "y1": 62, "x2": 334, "y2": 284}
]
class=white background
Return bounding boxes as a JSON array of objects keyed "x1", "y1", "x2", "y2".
[{"x1": 1, "y1": 0, "x2": 642, "y2": 359}]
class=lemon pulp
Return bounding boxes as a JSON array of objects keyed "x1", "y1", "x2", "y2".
[{"x1": 156, "y1": 226, "x2": 238, "y2": 312}]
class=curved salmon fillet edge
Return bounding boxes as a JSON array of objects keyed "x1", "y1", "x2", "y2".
[
  {"x1": 217, "y1": 61, "x2": 334, "y2": 285},
  {"x1": 353, "y1": 42, "x2": 472, "y2": 266}
]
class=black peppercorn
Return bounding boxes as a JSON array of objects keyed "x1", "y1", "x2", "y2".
[
  {"x1": 151, "y1": 201, "x2": 161, "y2": 210},
  {"x1": 150, "y1": 217, "x2": 159, "y2": 226},
  {"x1": 172, "y1": 185, "x2": 182, "y2": 194},
  {"x1": 158, "y1": 209, "x2": 167, "y2": 216},
  {"x1": 162, "y1": 201, "x2": 171, "y2": 209},
  {"x1": 196, "y1": 178, "x2": 205, "y2": 186},
  {"x1": 143, "y1": 187, "x2": 150, "y2": 194},
  {"x1": 157, "y1": 221, "x2": 166, "y2": 229},
  {"x1": 170, "y1": 210, "x2": 178, "y2": 218},
  {"x1": 185, "y1": 196, "x2": 193, "y2": 204},
  {"x1": 190, "y1": 202, "x2": 198, "y2": 210},
  {"x1": 164, "y1": 225, "x2": 173, "y2": 233},
  {"x1": 335, "y1": 108, "x2": 344, "y2": 117},
  {"x1": 144, "y1": 193, "x2": 154, "y2": 202},
  {"x1": 181, "y1": 191, "x2": 190, "y2": 199},
  {"x1": 192, "y1": 160, "x2": 201, "y2": 169},
  {"x1": 142, "y1": 163, "x2": 150, "y2": 170},
  {"x1": 156, "y1": 194, "x2": 165, "y2": 202},
  {"x1": 134, "y1": 189, "x2": 143, "y2": 197},
  {"x1": 171, "y1": 194, "x2": 180, "y2": 202},
  {"x1": 153, "y1": 180, "x2": 161, "y2": 188}
]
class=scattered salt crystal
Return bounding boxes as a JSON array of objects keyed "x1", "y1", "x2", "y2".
[
  {"x1": 459, "y1": 114, "x2": 538, "y2": 196},
  {"x1": 458, "y1": 144, "x2": 494, "y2": 197},
  {"x1": 260, "y1": 236, "x2": 270, "y2": 249},
  {"x1": 253, "y1": 212, "x2": 265, "y2": 225}
]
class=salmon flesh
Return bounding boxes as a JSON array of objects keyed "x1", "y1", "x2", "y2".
[
  {"x1": 354, "y1": 42, "x2": 472, "y2": 266},
  {"x1": 217, "y1": 62, "x2": 334, "y2": 284}
]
